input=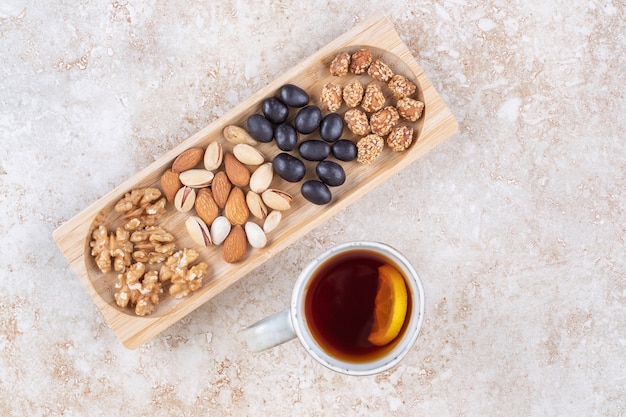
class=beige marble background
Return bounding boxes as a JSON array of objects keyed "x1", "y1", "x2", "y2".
[{"x1": 1, "y1": 0, "x2": 625, "y2": 416}]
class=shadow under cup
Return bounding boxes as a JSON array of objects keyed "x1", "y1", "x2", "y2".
[{"x1": 292, "y1": 241, "x2": 425, "y2": 376}]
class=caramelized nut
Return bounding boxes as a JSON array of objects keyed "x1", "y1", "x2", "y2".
[
  {"x1": 320, "y1": 82, "x2": 342, "y2": 112},
  {"x1": 349, "y1": 48, "x2": 373, "y2": 74},
  {"x1": 361, "y1": 83, "x2": 386, "y2": 113},
  {"x1": 356, "y1": 134, "x2": 384, "y2": 165},
  {"x1": 388, "y1": 74, "x2": 417, "y2": 99},
  {"x1": 342, "y1": 79, "x2": 364, "y2": 108},
  {"x1": 329, "y1": 52, "x2": 350, "y2": 76},
  {"x1": 396, "y1": 97, "x2": 425, "y2": 122},
  {"x1": 344, "y1": 108, "x2": 370, "y2": 136},
  {"x1": 386, "y1": 125, "x2": 414, "y2": 152},
  {"x1": 367, "y1": 59, "x2": 394, "y2": 82},
  {"x1": 370, "y1": 106, "x2": 400, "y2": 136}
]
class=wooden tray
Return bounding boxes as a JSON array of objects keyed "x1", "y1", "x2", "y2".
[{"x1": 53, "y1": 14, "x2": 457, "y2": 349}]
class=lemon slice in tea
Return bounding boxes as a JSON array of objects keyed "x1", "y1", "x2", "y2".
[{"x1": 367, "y1": 264, "x2": 408, "y2": 346}]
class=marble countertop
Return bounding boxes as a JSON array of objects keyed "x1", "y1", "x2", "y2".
[{"x1": 1, "y1": 1, "x2": 624, "y2": 415}]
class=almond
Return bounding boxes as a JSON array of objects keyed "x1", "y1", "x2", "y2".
[
  {"x1": 211, "y1": 171, "x2": 232, "y2": 209},
  {"x1": 223, "y1": 152, "x2": 250, "y2": 187},
  {"x1": 160, "y1": 169, "x2": 182, "y2": 204},
  {"x1": 195, "y1": 188, "x2": 219, "y2": 226},
  {"x1": 224, "y1": 187, "x2": 249, "y2": 225},
  {"x1": 172, "y1": 147, "x2": 204, "y2": 173},
  {"x1": 222, "y1": 224, "x2": 247, "y2": 263}
]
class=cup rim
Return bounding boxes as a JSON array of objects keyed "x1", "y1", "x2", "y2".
[{"x1": 291, "y1": 241, "x2": 425, "y2": 376}]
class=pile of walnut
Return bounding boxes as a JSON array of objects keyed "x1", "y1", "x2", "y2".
[
  {"x1": 320, "y1": 48, "x2": 425, "y2": 164},
  {"x1": 89, "y1": 187, "x2": 208, "y2": 316}
]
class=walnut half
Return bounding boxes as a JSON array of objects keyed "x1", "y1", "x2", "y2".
[
  {"x1": 159, "y1": 249, "x2": 209, "y2": 299},
  {"x1": 114, "y1": 263, "x2": 163, "y2": 316}
]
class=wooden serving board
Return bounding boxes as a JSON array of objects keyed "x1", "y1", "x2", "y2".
[{"x1": 53, "y1": 14, "x2": 457, "y2": 349}]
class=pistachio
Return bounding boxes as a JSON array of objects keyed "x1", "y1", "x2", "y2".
[
  {"x1": 249, "y1": 162, "x2": 273, "y2": 194},
  {"x1": 263, "y1": 210, "x2": 282, "y2": 233},
  {"x1": 261, "y1": 189, "x2": 293, "y2": 211},
  {"x1": 179, "y1": 169, "x2": 214, "y2": 188},
  {"x1": 245, "y1": 221, "x2": 267, "y2": 249},
  {"x1": 174, "y1": 186, "x2": 196, "y2": 212},
  {"x1": 246, "y1": 191, "x2": 268, "y2": 220},
  {"x1": 223, "y1": 125, "x2": 257, "y2": 146},
  {"x1": 210, "y1": 216, "x2": 231, "y2": 246},
  {"x1": 185, "y1": 216, "x2": 212, "y2": 247},
  {"x1": 204, "y1": 142, "x2": 223, "y2": 171},
  {"x1": 233, "y1": 143, "x2": 265, "y2": 166}
]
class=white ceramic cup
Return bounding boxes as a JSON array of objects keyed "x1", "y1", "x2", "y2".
[{"x1": 240, "y1": 241, "x2": 425, "y2": 376}]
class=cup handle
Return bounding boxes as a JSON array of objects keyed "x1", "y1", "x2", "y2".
[{"x1": 240, "y1": 309, "x2": 296, "y2": 352}]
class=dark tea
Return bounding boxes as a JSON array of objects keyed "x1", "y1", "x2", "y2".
[{"x1": 304, "y1": 249, "x2": 411, "y2": 363}]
